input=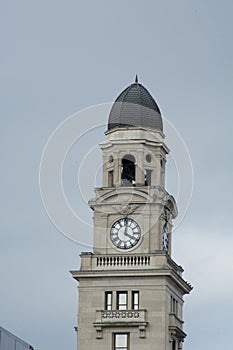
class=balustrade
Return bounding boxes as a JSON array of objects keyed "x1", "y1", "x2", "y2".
[
  {"x1": 96, "y1": 255, "x2": 150, "y2": 268},
  {"x1": 95, "y1": 309, "x2": 146, "y2": 324}
]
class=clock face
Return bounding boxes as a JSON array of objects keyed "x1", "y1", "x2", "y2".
[
  {"x1": 163, "y1": 222, "x2": 169, "y2": 251},
  {"x1": 110, "y1": 218, "x2": 141, "y2": 250}
]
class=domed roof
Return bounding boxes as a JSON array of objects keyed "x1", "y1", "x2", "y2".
[{"x1": 108, "y1": 77, "x2": 163, "y2": 132}]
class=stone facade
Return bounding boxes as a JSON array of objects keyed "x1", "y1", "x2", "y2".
[{"x1": 72, "y1": 251, "x2": 191, "y2": 350}]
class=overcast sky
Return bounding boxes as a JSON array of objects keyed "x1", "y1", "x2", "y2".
[{"x1": 1, "y1": 1, "x2": 233, "y2": 349}]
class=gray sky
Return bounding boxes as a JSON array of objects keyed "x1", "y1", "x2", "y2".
[{"x1": 1, "y1": 1, "x2": 233, "y2": 349}]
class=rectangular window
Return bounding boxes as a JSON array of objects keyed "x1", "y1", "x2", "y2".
[
  {"x1": 170, "y1": 296, "x2": 178, "y2": 315},
  {"x1": 172, "y1": 339, "x2": 176, "y2": 350},
  {"x1": 173, "y1": 298, "x2": 176, "y2": 313},
  {"x1": 114, "y1": 333, "x2": 129, "y2": 350},
  {"x1": 108, "y1": 170, "x2": 114, "y2": 187},
  {"x1": 105, "y1": 292, "x2": 112, "y2": 310},
  {"x1": 132, "y1": 291, "x2": 139, "y2": 310},
  {"x1": 117, "y1": 292, "x2": 127, "y2": 310}
]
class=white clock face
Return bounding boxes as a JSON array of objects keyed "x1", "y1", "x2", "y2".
[{"x1": 110, "y1": 218, "x2": 141, "y2": 250}]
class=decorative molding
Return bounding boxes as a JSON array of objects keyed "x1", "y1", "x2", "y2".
[
  {"x1": 95, "y1": 309, "x2": 147, "y2": 324},
  {"x1": 95, "y1": 326, "x2": 102, "y2": 339},
  {"x1": 139, "y1": 325, "x2": 146, "y2": 338},
  {"x1": 102, "y1": 310, "x2": 140, "y2": 319},
  {"x1": 112, "y1": 204, "x2": 139, "y2": 215}
]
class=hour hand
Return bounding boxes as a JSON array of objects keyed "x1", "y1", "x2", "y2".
[{"x1": 124, "y1": 231, "x2": 134, "y2": 239}]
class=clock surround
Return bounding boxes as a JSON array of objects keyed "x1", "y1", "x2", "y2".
[{"x1": 110, "y1": 217, "x2": 141, "y2": 250}]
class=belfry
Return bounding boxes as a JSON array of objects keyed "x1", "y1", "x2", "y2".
[{"x1": 71, "y1": 78, "x2": 192, "y2": 350}]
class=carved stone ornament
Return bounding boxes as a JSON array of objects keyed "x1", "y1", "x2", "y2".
[
  {"x1": 162, "y1": 207, "x2": 172, "y2": 222},
  {"x1": 112, "y1": 204, "x2": 139, "y2": 215},
  {"x1": 151, "y1": 185, "x2": 168, "y2": 202}
]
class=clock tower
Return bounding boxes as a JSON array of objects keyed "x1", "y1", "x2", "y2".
[{"x1": 71, "y1": 78, "x2": 192, "y2": 350}]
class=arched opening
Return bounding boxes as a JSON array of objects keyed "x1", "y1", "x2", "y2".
[{"x1": 121, "y1": 155, "x2": 135, "y2": 186}]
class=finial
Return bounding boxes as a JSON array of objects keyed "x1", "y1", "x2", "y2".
[{"x1": 135, "y1": 74, "x2": 138, "y2": 83}]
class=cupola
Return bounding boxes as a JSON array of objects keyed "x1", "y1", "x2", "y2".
[{"x1": 108, "y1": 76, "x2": 163, "y2": 132}]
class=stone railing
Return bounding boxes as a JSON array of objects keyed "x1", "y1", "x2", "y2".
[
  {"x1": 95, "y1": 309, "x2": 146, "y2": 324},
  {"x1": 169, "y1": 313, "x2": 183, "y2": 330},
  {"x1": 96, "y1": 255, "x2": 150, "y2": 268},
  {"x1": 169, "y1": 313, "x2": 186, "y2": 341}
]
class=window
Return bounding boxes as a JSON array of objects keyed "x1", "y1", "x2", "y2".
[
  {"x1": 170, "y1": 296, "x2": 178, "y2": 315},
  {"x1": 108, "y1": 170, "x2": 114, "y2": 187},
  {"x1": 117, "y1": 292, "x2": 127, "y2": 310},
  {"x1": 145, "y1": 169, "x2": 152, "y2": 186},
  {"x1": 145, "y1": 153, "x2": 152, "y2": 163},
  {"x1": 114, "y1": 333, "x2": 129, "y2": 350},
  {"x1": 172, "y1": 339, "x2": 176, "y2": 350},
  {"x1": 105, "y1": 292, "x2": 112, "y2": 310},
  {"x1": 132, "y1": 291, "x2": 139, "y2": 310}
]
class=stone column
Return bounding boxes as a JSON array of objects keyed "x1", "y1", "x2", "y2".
[
  {"x1": 136, "y1": 151, "x2": 144, "y2": 185},
  {"x1": 113, "y1": 152, "x2": 121, "y2": 186}
]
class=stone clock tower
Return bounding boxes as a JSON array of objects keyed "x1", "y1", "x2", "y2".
[{"x1": 71, "y1": 78, "x2": 192, "y2": 350}]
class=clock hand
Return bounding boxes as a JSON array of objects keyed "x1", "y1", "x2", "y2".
[
  {"x1": 124, "y1": 231, "x2": 134, "y2": 239},
  {"x1": 124, "y1": 217, "x2": 128, "y2": 236},
  {"x1": 124, "y1": 218, "x2": 136, "y2": 239}
]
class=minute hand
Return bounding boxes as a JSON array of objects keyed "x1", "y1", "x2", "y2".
[{"x1": 124, "y1": 218, "x2": 128, "y2": 235}]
